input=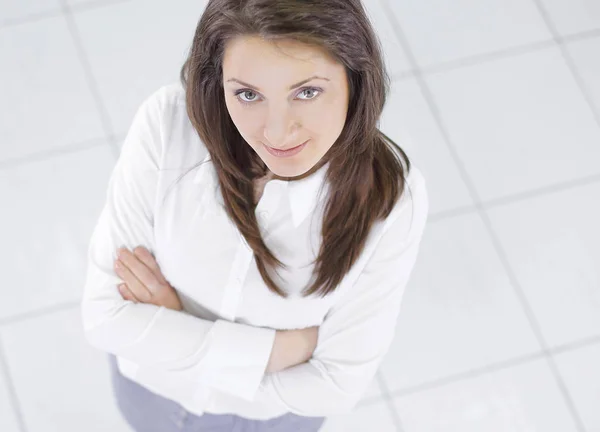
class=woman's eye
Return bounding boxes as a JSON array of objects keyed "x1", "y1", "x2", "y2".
[
  {"x1": 297, "y1": 88, "x2": 321, "y2": 100},
  {"x1": 237, "y1": 90, "x2": 259, "y2": 103}
]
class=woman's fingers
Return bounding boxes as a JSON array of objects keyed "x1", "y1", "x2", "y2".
[
  {"x1": 114, "y1": 246, "x2": 183, "y2": 311},
  {"x1": 118, "y1": 248, "x2": 162, "y2": 293},
  {"x1": 118, "y1": 284, "x2": 139, "y2": 303},
  {"x1": 132, "y1": 246, "x2": 169, "y2": 286},
  {"x1": 114, "y1": 251, "x2": 154, "y2": 302}
]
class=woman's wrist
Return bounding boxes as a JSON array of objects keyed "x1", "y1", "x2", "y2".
[
  {"x1": 265, "y1": 328, "x2": 317, "y2": 374},
  {"x1": 265, "y1": 330, "x2": 290, "y2": 373}
]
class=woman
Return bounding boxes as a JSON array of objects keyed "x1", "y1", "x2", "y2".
[{"x1": 81, "y1": 0, "x2": 429, "y2": 430}]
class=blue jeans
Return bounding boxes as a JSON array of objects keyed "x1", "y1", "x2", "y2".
[{"x1": 107, "y1": 354, "x2": 326, "y2": 431}]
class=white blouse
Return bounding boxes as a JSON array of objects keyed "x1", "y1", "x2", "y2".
[{"x1": 81, "y1": 82, "x2": 429, "y2": 420}]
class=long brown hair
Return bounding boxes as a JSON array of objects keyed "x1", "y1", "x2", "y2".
[{"x1": 179, "y1": 0, "x2": 411, "y2": 299}]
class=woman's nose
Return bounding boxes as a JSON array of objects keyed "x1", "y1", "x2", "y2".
[{"x1": 263, "y1": 109, "x2": 300, "y2": 148}]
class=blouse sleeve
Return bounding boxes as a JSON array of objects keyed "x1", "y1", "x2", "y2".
[
  {"x1": 252, "y1": 168, "x2": 429, "y2": 416},
  {"x1": 80, "y1": 87, "x2": 276, "y2": 403}
]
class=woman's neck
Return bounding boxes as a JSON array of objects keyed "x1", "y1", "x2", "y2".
[{"x1": 267, "y1": 156, "x2": 329, "y2": 182}]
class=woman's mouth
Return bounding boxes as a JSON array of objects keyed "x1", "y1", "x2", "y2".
[{"x1": 263, "y1": 140, "x2": 309, "y2": 158}]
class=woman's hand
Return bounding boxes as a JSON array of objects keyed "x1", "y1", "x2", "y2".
[
  {"x1": 267, "y1": 326, "x2": 319, "y2": 373},
  {"x1": 114, "y1": 246, "x2": 183, "y2": 311}
]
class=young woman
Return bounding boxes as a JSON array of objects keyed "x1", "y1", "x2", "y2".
[{"x1": 81, "y1": 0, "x2": 429, "y2": 430}]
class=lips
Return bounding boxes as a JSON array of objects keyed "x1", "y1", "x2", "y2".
[{"x1": 267, "y1": 140, "x2": 308, "y2": 152}]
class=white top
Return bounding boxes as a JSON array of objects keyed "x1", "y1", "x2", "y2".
[{"x1": 81, "y1": 82, "x2": 429, "y2": 420}]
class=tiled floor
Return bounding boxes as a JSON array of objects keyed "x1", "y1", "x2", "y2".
[{"x1": 1, "y1": 0, "x2": 598, "y2": 431}]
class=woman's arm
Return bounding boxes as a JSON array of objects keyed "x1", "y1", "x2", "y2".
[
  {"x1": 82, "y1": 86, "x2": 277, "y2": 403},
  {"x1": 267, "y1": 327, "x2": 319, "y2": 373},
  {"x1": 112, "y1": 242, "x2": 318, "y2": 375},
  {"x1": 253, "y1": 168, "x2": 429, "y2": 417}
]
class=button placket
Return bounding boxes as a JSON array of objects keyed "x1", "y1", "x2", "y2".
[
  {"x1": 220, "y1": 237, "x2": 254, "y2": 320},
  {"x1": 255, "y1": 181, "x2": 285, "y2": 228}
]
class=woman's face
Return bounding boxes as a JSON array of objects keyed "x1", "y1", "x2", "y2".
[{"x1": 222, "y1": 36, "x2": 349, "y2": 178}]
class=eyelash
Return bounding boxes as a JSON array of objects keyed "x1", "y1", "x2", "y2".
[{"x1": 233, "y1": 86, "x2": 323, "y2": 107}]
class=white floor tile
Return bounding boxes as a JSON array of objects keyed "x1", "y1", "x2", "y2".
[
  {"x1": 65, "y1": 0, "x2": 127, "y2": 7},
  {"x1": 321, "y1": 398, "x2": 397, "y2": 432},
  {"x1": 0, "y1": 357, "x2": 20, "y2": 432},
  {"x1": 540, "y1": 0, "x2": 600, "y2": 36},
  {"x1": 554, "y1": 341, "x2": 600, "y2": 432},
  {"x1": 72, "y1": 0, "x2": 207, "y2": 137},
  {"x1": 359, "y1": 374, "x2": 384, "y2": 403},
  {"x1": 392, "y1": 357, "x2": 578, "y2": 432},
  {"x1": 486, "y1": 182, "x2": 600, "y2": 348},
  {"x1": 362, "y1": 0, "x2": 412, "y2": 77},
  {"x1": 379, "y1": 213, "x2": 541, "y2": 393},
  {"x1": 386, "y1": 0, "x2": 552, "y2": 68},
  {"x1": 0, "y1": 16, "x2": 106, "y2": 162},
  {"x1": 0, "y1": 0, "x2": 61, "y2": 24},
  {"x1": 0, "y1": 144, "x2": 116, "y2": 320},
  {"x1": 425, "y1": 46, "x2": 600, "y2": 202},
  {"x1": 0, "y1": 308, "x2": 131, "y2": 432},
  {"x1": 566, "y1": 36, "x2": 600, "y2": 117},
  {"x1": 379, "y1": 78, "x2": 475, "y2": 215}
]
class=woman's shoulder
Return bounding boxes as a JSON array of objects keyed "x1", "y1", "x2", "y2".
[
  {"x1": 126, "y1": 83, "x2": 208, "y2": 188},
  {"x1": 142, "y1": 82, "x2": 205, "y2": 147},
  {"x1": 128, "y1": 83, "x2": 188, "y2": 138},
  {"x1": 383, "y1": 159, "x2": 429, "y2": 241},
  {"x1": 142, "y1": 81, "x2": 187, "y2": 111},
  {"x1": 404, "y1": 163, "x2": 427, "y2": 201},
  {"x1": 384, "y1": 139, "x2": 428, "y2": 215}
]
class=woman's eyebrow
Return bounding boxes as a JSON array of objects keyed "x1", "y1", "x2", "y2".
[{"x1": 226, "y1": 75, "x2": 330, "y2": 91}]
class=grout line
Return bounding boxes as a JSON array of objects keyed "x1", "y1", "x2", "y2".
[
  {"x1": 428, "y1": 204, "x2": 479, "y2": 223},
  {"x1": 391, "y1": 70, "x2": 417, "y2": 82},
  {"x1": 532, "y1": 0, "x2": 600, "y2": 132},
  {"x1": 419, "y1": 39, "x2": 557, "y2": 76},
  {"x1": 0, "y1": 9, "x2": 63, "y2": 29},
  {"x1": 479, "y1": 171, "x2": 600, "y2": 211},
  {"x1": 59, "y1": 0, "x2": 121, "y2": 159},
  {"x1": 386, "y1": 350, "x2": 545, "y2": 399},
  {"x1": 542, "y1": 355, "x2": 589, "y2": 431},
  {"x1": 562, "y1": 27, "x2": 600, "y2": 44},
  {"x1": 387, "y1": 32, "x2": 600, "y2": 82},
  {"x1": 66, "y1": 0, "x2": 134, "y2": 14},
  {"x1": 401, "y1": 169, "x2": 600, "y2": 224},
  {"x1": 386, "y1": 30, "x2": 600, "y2": 84},
  {"x1": 385, "y1": 333, "x2": 600, "y2": 401},
  {"x1": 380, "y1": 1, "x2": 588, "y2": 430},
  {"x1": 0, "y1": 335, "x2": 28, "y2": 432},
  {"x1": 549, "y1": 334, "x2": 600, "y2": 355},
  {"x1": 0, "y1": 301, "x2": 82, "y2": 327},
  {"x1": 0, "y1": 134, "x2": 126, "y2": 171},
  {"x1": 0, "y1": 0, "x2": 132, "y2": 30},
  {"x1": 375, "y1": 371, "x2": 406, "y2": 431},
  {"x1": 474, "y1": 211, "x2": 586, "y2": 432},
  {"x1": 0, "y1": 138, "x2": 109, "y2": 170}
]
